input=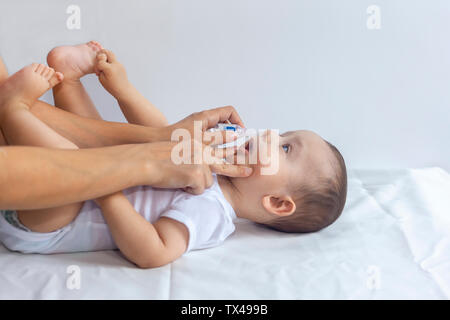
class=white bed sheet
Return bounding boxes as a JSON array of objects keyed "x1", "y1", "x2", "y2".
[{"x1": 0, "y1": 167, "x2": 449, "y2": 299}]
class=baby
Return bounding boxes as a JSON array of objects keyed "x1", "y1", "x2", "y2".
[{"x1": 0, "y1": 42, "x2": 347, "y2": 268}]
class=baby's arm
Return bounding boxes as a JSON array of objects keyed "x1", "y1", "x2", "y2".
[
  {"x1": 95, "y1": 191, "x2": 188, "y2": 269},
  {"x1": 95, "y1": 49, "x2": 168, "y2": 127}
]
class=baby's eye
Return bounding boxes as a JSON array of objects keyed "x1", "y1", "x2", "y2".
[{"x1": 282, "y1": 144, "x2": 290, "y2": 153}]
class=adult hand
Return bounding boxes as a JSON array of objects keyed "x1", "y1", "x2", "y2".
[
  {"x1": 143, "y1": 140, "x2": 252, "y2": 195},
  {"x1": 161, "y1": 105, "x2": 245, "y2": 146}
]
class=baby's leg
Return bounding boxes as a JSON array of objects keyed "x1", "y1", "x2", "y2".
[
  {"x1": 0, "y1": 63, "x2": 83, "y2": 232},
  {"x1": 96, "y1": 49, "x2": 168, "y2": 127},
  {"x1": 47, "y1": 41, "x2": 103, "y2": 120}
]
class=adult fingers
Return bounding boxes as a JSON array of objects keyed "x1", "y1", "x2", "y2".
[
  {"x1": 210, "y1": 163, "x2": 253, "y2": 178},
  {"x1": 210, "y1": 145, "x2": 239, "y2": 160},
  {"x1": 203, "y1": 106, "x2": 245, "y2": 129},
  {"x1": 202, "y1": 130, "x2": 238, "y2": 146},
  {"x1": 204, "y1": 165, "x2": 214, "y2": 189},
  {"x1": 184, "y1": 178, "x2": 205, "y2": 195},
  {"x1": 182, "y1": 164, "x2": 209, "y2": 195}
]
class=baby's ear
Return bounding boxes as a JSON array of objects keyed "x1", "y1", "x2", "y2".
[{"x1": 262, "y1": 195, "x2": 296, "y2": 217}]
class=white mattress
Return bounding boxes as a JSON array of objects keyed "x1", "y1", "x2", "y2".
[{"x1": 0, "y1": 167, "x2": 449, "y2": 299}]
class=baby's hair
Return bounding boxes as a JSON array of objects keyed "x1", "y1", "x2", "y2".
[{"x1": 263, "y1": 141, "x2": 347, "y2": 233}]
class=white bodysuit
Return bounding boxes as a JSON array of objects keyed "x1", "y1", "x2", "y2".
[{"x1": 0, "y1": 175, "x2": 236, "y2": 254}]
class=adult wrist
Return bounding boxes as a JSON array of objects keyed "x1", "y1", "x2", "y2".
[
  {"x1": 150, "y1": 125, "x2": 172, "y2": 142},
  {"x1": 132, "y1": 143, "x2": 161, "y2": 186}
]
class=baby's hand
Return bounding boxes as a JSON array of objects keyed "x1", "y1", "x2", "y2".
[{"x1": 95, "y1": 49, "x2": 130, "y2": 100}]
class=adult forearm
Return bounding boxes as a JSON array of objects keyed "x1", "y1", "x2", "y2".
[
  {"x1": 30, "y1": 100, "x2": 166, "y2": 148},
  {"x1": 0, "y1": 144, "x2": 150, "y2": 210}
]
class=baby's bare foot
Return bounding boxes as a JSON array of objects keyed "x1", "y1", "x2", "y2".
[
  {"x1": 0, "y1": 63, "x2": 63, "y2": 121},
  {"x1": 47, "y1": 41, "x2": 103, "y2": 81}
]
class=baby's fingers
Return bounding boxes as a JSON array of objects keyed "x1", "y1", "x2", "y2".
[
  {"x1": 95, "y1": 53, "x2": 110, "y2": 75},
  {"x1": 99, "y1": 49, "x2": 117, "y2": 63}
]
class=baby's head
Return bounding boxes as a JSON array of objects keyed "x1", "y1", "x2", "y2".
[{"x1": 230, "y1": 130, "x2": 347, "y2": 233}]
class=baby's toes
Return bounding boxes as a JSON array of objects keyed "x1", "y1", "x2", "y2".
[
  {"x1": 87, "y1": 41, "x2": 103, "y2": 53},
  {"x1": 87, "y1": 41, "x2": 98, "y2": 50},
  {"x1": 43, "y1": 67, "x2": 55, "y2": 80},
  {"x1": 31, "y1": 63, "x2": 40, "y2": 72},
  {"x1": 55, "y1": 72, "x2": 64, "y2": 82},
  {"x1": 95, "y1": 53, "x2": 109, "y2": 71},
  {"x1": 91, "y1": 41, "x2": 103, "y2": 51},
  {"x1": 35, "y1": 63, "x2": 46, "y2": 75},
  {"x1": 48, "y1": 71, "x2": 64, "y2": 88}
]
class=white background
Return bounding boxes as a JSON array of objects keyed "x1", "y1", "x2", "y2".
[{"x1": 0, "y1": 0, "x2": 449, "y2": 170}]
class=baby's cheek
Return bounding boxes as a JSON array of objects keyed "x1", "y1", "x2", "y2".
[
  {"x1": 251, "y1": 168, "x2": 282, "y2": 187},
  {"x1": 255, "y1": 151, "x2": 283, "y2": 177}
]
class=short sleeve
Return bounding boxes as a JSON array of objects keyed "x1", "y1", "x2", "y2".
[{"x1": 160, "y1": 195, "x2": 235, "y2": 253}]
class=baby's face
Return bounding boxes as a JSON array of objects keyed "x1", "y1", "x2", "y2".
[{"x1": 231, "y1": 130, "x2": 335, "y2": 221}]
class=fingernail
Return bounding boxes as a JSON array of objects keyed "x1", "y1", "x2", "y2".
[{"x1": 244, "y1": 167, "x2": 253, "y2": 175}]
